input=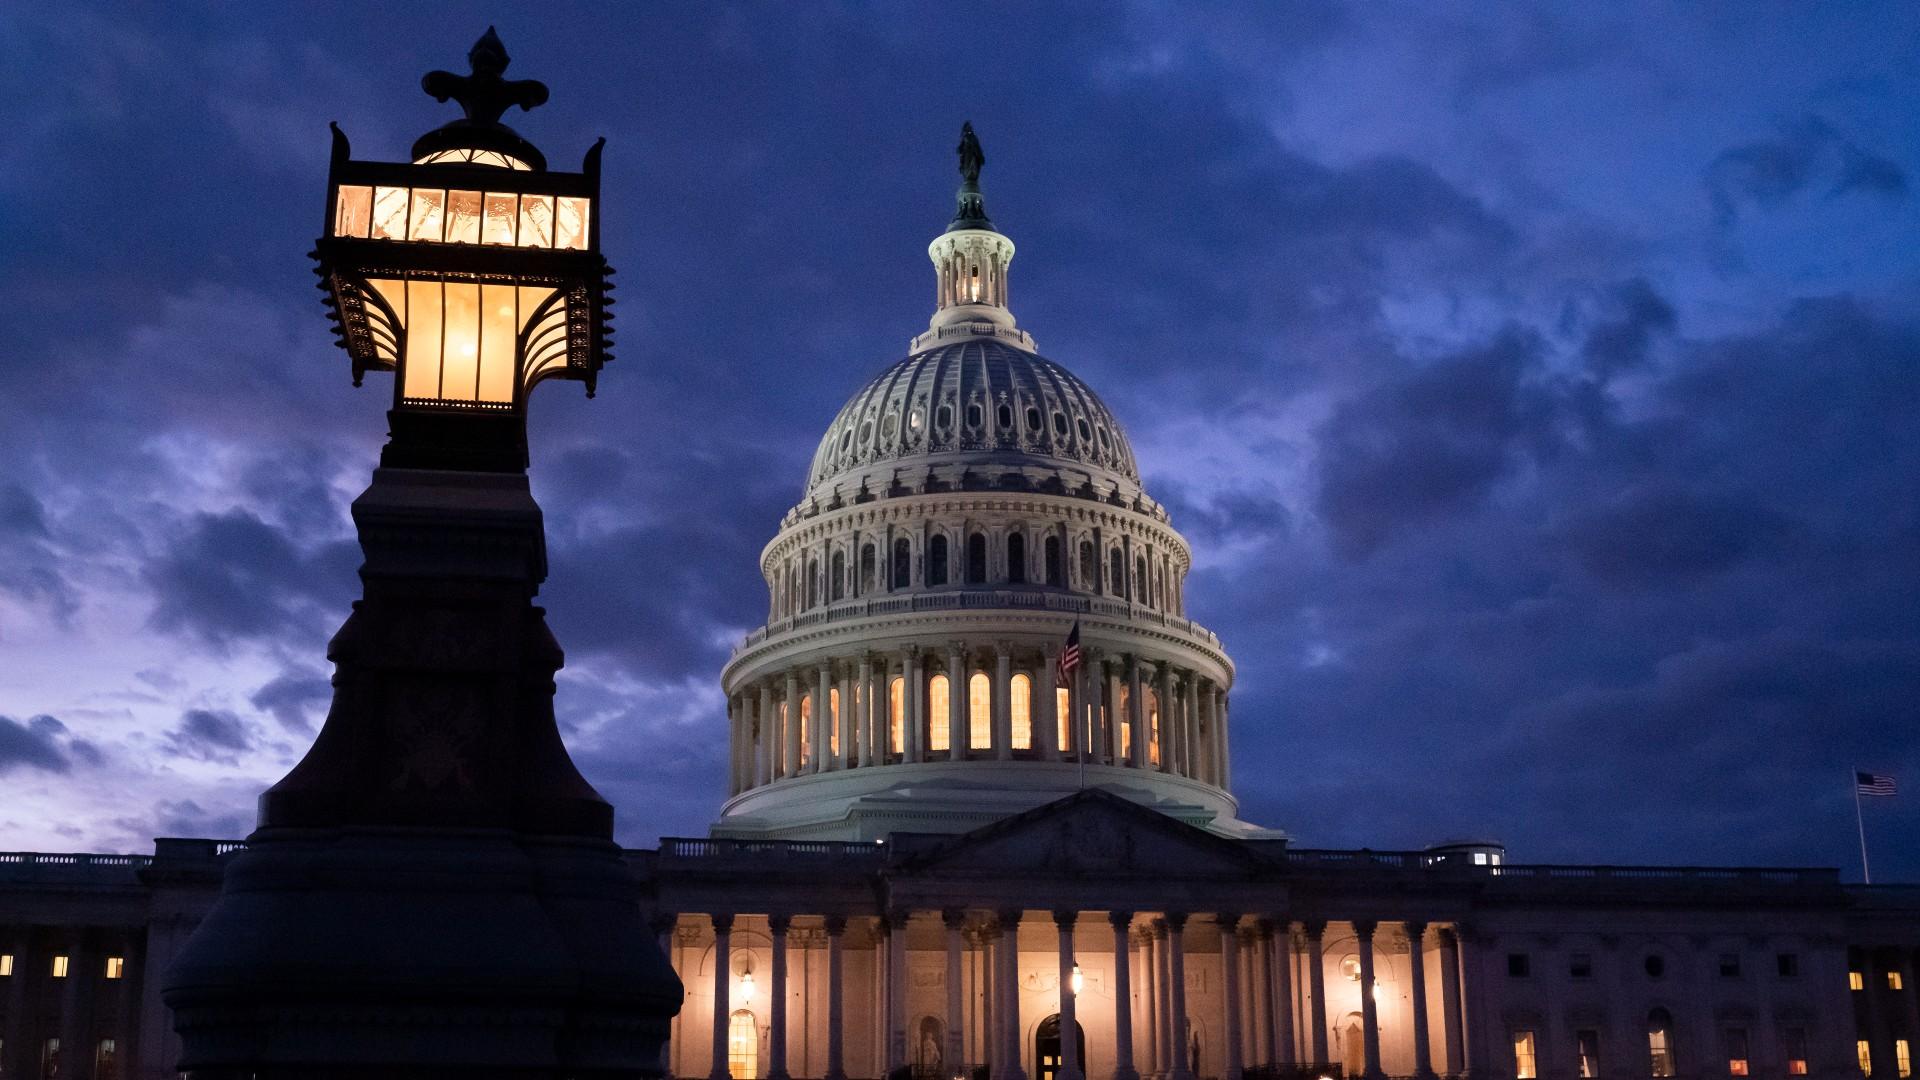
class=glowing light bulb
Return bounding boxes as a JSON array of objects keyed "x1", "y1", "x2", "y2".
[
  {"x1": 739, "y1": 970, "x2": 755, "y2": 1004},
  {"x1": 1070, "y1": 963, "x2": 1084, "y2": 996}
]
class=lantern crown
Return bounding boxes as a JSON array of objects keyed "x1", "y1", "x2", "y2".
[{"x1": 414, "y1": 27, "x2": 551, "y2": 171}]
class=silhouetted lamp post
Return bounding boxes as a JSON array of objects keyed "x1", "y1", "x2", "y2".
[{"x1": 162, "y1": 29, "x2": 679, "y2": 1078}]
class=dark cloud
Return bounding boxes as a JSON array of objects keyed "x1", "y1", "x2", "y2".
[
  {"x1": 1707, "y1": 116, "x2": 1908, "y2": 223},
  {"x1": 1579, "y1": 278, "x2": 1675, "y2": 378},
  {"x1": 146, "y1": 799, "x2": 252, "y2": 840},
  {"x1": 1555, "y1": 486, "x2": 1796, "y2": 588},
  {"x1": 248, "y1": 669, "x2": 332, "y2": 735},
  {"x1": 165, "y1": 708, "x2": 254, "y2": 763},
  {"x1": 0, "y1": 715, "x2": 77, "y2": 775},
  {"x1": 142, "y1": 509, "x2": 356, "y2": 649}
]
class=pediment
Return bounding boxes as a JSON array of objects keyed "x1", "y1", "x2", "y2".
[{"x1": 900, "y1": 789, "x2": 1268, "y2": 880}]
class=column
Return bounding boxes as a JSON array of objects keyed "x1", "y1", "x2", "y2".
[
  {"x1": 783, "y1": 670, "x2": 801, "y2": 777},
  {"x1": 1217, "y1": 690, "x2": 1231, "y2": 789},
  {"x1": 1197, "y1": 681, "x2": 1215, "y2": 785},
  {"x1": 1057, "y1": 911, "x2": 1083, "y2": 1080},
  {"x1": 946, "y1": 910, "x2": 968, "y2": 1071},
  {"x1": 1252, "y1": 925, "x2": 1274, "y2": 1067},
  {"x1": 59, "y1": 934, "x2": 90, "y2": 1080},
  {"x1": 949, "y1": 642, "x2": 968, "y2": 761},
  {"x1": 814, "y1": 664, "x2": 832, "y2": 774},
  {"x1": 727, "y1": 696, "x2": 742, "y2": 794},
  {"x1": 709, "y1": 915, "x2": 735, "y2": 1080},
  {"x1": 1220, "y1": 915, "x2": 1244, "y2": 1080},
  {"x1": 1142, "y1": 928, "x2": 1161, "y2": 1079},
  {"x1": 998, "y1": 909, "x2": 1028, "y2": 1080},
  {"x1": 758, "y1": 684, "x2": 776, "y2": 785},
  {"x1": 857, "y1": 655, "x2": 875, "y2": 767},
  {"x1": 770, "y1": 915, "x2": 792, "y2": 1080},
  {"x1": 1270, "y1": 920, "x2": 1297, "y2": 1066},
  {"x1": 1155, "y1": 921, "x2": 1174, "y2": 1078},
  {"x1": 838, "y1": 667, "x2": 854, "y2": 769},
  {"x1": 1039, "y1": 645, "x2": 1060, "y2": 759},
  {"x1": 1127, "y1": 657, "x2": 1147, "y2": 769},
  {"x1": 826, "y1": 916, "x2": 848, "y2": 1080},
  {"x1": 1304, "y1": 920, "x2": 1329, "y2": 1066},
  {"x1": 1112, "y1": 913, "x2": 1140, "y2": 1080},
  {"x1": 904, "y1": 648, "x2": 924, "y2": 762},
  {"x1": 1355, "y1": 920, "x2": 1382, "y2": 1080},
  {"x1": 1406, "y1": 922, "x2": 1435, "y2": 1080},
  {"x1": 1166, "y1": 914, "x2": 1193, "y2": 1080},
  {"x1": 1183, "y1": 675, "x2": 1200, "y2": 778},
  {"x1": 1154, "y1": 663, "x2": 1174, "y2": 772},
  {"x1": 994, "y1": 643, "x2": 1013, "y2": 760},
  {"x1": 1437, "y1": 928, "x2": 1465, "y2": 1075},
  {"x1": 887, "y1": 911, "x2": 910, "y2": 1070},
  {"x1": 4, "y1": 930, "x2": 27, "y2": 1080}
]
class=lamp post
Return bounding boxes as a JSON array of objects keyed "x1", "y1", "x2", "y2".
[{"x1": 161, "y1": 29, "x2": 680, "y2": 1078}]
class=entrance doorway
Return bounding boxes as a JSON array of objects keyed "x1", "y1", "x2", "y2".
[{"x1": 1035, "y1": 1014, "x2": 1087, "y2": 1080}]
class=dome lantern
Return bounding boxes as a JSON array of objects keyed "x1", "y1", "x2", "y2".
[{"x1": 913, "y1": 123, "x2": 1036, "y2": 353}]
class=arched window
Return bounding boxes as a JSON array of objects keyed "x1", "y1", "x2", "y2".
[
  {"x1": 928, "y1": 535, "x2": 949, "y2": 586},
  {"x1": 888, "y1": 676, "x2": 904, "y2": 756},
  {"x1": 828, "y1": 687, "x2": 840, "y2": 758},
  {"x1": 1010, "y1": 673, "x2": 1032, "y2": 750},
  {"x1": 1079, "y1": 541, "x2": 1095, "y2": 589},
  {"x1": 860, "y1": 544, "x2": 876, "y2": 594},
  {"x1": 1136, "y1": 555, "x2": 1148, "y2": 606},
  {"x1": 892, "y1": 538, "x2": 912, "y2": 588},
  {"x1": 1109, "y1": 550, "x2": 1125, "y2": 596},
  {"x1": 1118, "y1": 686, "x2": 1132, "y2": 760},
  {"x1": 728, "y1": 1009, "x2": 758, "y2": 1079},
  {"x1": 831, "y1": 551, "x2": 846, "y2": 602},
  {"x1": 1044, "y1": 536, "x2": 1062, "y2": 586},
  {"x1": 928, "y1": 674, "x2": 950, "y2": 752},
  {"x1": 967, "y1": 533, "x2": 988, "y2": 583},
  {"x1": 1056, "y1": 686, "x2": 1072, "y2": 751},
  {"x1": 798, "y1": 693, "x2": 812, "y2": 768},
  {"x1": 1146, "y1": 688, "x2": 1161, "y2": 766},
  {"x1": 1648, "y1": 1009, "x2": 1676, "y2": 1078},
  {"x1": 1007, "y1": 533, "x2": 1026, "y2": 584},
  {"x1": 969, "y1": 673, "x2": 992, "y2": 749},
  {"x1": 806, "y1": 559, "x2": 819, "y2": 608}
]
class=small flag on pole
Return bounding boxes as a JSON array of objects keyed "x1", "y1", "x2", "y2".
[
  {"x1": 1057, "y1": 621, "x2": 1083, "y2": 683},
  {"x1": 1857, "y1": 772, "x2": 1898, "y2": 797}
]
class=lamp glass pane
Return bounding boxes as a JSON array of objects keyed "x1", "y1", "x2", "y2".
[
  {"x1": 478, "y1": 284, "x2": 518, "y2": 404},
  {"x1": 401, "y1": 279, "x2": 443, "y2": 401},
  {"x1": 518, "y1": 194, "x2": 555, "y2": 248},
  {"x1": 482, "y1": 193, "x2": 518, "y2": 245},
  {"x1": 335, "y1": 185, "x2": 372, "y2": 238},
  {"x1": 445, "y1": 191, "x2": 482, "y2": 244},
  {"x1": 440, "y1": 282, "x2": 481, "y2": 402},
  {"x1": 408, "y1": 188, "x2": 446, "y2": 242},
  {"x1": 556, "y1": 197, "x2": 591, "y2": 250},
  {"x1": 371, "y1": 186, "x2": 410, "y2": 240}
]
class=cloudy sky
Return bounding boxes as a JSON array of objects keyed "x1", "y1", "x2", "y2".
[{"x1": 2, "y1": 3, "x2": 1916, "y2": 879}]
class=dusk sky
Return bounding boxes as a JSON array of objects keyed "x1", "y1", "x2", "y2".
[{"x1": 2, "y1": 4, "x2": 1916, "y2": 879}]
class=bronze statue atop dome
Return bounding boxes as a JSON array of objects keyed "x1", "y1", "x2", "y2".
[{"x1": 958, "y1": 121, "x2": 985, "y2": 185}]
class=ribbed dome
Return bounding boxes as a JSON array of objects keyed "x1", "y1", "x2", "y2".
[{"x1": 804, "y1": 339, "x2": 1140, "y2": 501}]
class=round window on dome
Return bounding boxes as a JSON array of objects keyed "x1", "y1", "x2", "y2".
[
  {"x1": 859, "y1": 420, "x2": 873, "y2": 445},
  {"x1": 1053, "y1": 412, "x2": 1068, "y2": 437},
  {"x1": 841, "y1": 429, "x2": 853, "y2": 452},
  {"x1": 910, "y1": 406, "x2": 926, "y2": 433},
  {"x1": 1026, "y1": 406, "x2": 1042, "y2": 431},
  {"x1": 883, "y1": 414, "x2": 900, "y2": 439},
  {"x1": 996, "y1": 403, "x2": 1013, "y2": 429},
  {"x1": 1076, "y1": 418, "x2": 1092, "y2": 442},
  {"x1": 935, "y1": 404, "x2": 952, "y2": 430},
  {"x1": 966, "y1": 403, "x2": 983, "y2": 429},
  {"x1": 1097, "y1": 426, "x2": 1109, "y2": 449}
]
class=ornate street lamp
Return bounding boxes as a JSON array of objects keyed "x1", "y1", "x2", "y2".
[
  {"x1": 314, "y1": 26, "x2": 613, "y2": 472},
  {"x1": 162, "y1": 31, "x2": 679, "y2": 1078}
]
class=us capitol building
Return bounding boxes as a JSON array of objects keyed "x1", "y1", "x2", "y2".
[{"x1": 3, "y1": 129, "x2": 1918, "y2": 1080}]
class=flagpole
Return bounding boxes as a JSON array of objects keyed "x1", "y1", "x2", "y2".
[{"x1": 1854, "y1": 766, "x2": 1873, "y2": 885}]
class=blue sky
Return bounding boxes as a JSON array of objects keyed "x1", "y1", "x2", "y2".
[{"x1": 1, "y1": 3, "x2": 1916, "y2": 878}]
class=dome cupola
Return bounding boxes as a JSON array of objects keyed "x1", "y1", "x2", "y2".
[{"x1": 913, "y1": 123, "x2": 1034, "y2": 354}]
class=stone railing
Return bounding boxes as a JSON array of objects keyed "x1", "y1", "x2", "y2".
[
  {"x1": 734, "y1": 588, "x2": 1224, "y2": 656},
  {"x1": 0, "y1": 851, "x2": 155, "y2": 882},
  {"x1": 658, "y1": 837, "x2": 888, "y2": 860},
  {"x1": 1282, "y1": 850, "x2": 1839, "y2": 885}
]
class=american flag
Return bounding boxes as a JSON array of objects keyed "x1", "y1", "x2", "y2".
[
  {"x1": 1857, "y1": 772, "x2": 1898, "y2": 797},
  {"x1": 1056, "y1": 621, "x2": 1082, "y2": 683}
]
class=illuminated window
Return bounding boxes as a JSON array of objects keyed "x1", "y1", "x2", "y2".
[
  {"x1": 1010, "y1": 673, "x2": 1032, "y2": 749},
  {"x1": 1119, "y1": 687, "x2": 1133, "y2": 760},
  {"x1": 1860, "y1": 1041, "x2": 1873, "y2": 1076},
  {"x1": 1147, "y1": 689, "x2": 1161, "y2": 766},
  {"x1": 0, "y1": 953, "x2": 12, "y2": 976},
  {"x1": 969, "y1": 673, "x2": 992, "y2": 750},
  {"x1": 104, "y1": 956, "x2": 124, "y2": 979},
  {"x1": 1784, "y1": 1029, "x2": 1808, "y2": 1075},
  {"x1": 51, "y1": 955, "x2": 69, "y2": 979},
  {"x1": 828, "y1": 688, "x2": 840, "y2": 758},
  {"x1": 1513, "y1": 1030, "x2": 1537, "y2": 1080},
  {"x1": 1648, "y1": 1009, "x2": 1676, "y2": 1078},
  {"x1": 1725, "y1": 1028, "x2": 1749, "y2": 1076},
  {"x1": 928, "y1": 675, "x2": 950, "y2": 752},
  {"x1": 798, "y1": 694, "x2": 812, "y2": 766},
  {"x1": 1892, "y1": 971, "x2": 1906, "y2": 991},
  {"x1": 1899, "y1": 1040, "x2": 1912, "y2": 1079},
  {"x1": 1576, "y1": 1030, "x2": 1600, "y2": 1079},
  {"x1": 1851, "y1": 971, "x2": 1866, "y2": 990},
  {"x1": 1056, "y1": 687, "x2": 1072, "y2": 751},
  {"x1": 728, "y1": 1010, "x2": 758, "y2": 1079},
  {"x1": 889, "y1": 677, "x2": 904, "y2": 754}
]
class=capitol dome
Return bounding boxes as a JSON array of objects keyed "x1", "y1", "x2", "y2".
[{"x1": 715, "y1": 126, "x2": 1264, "y2": 842}]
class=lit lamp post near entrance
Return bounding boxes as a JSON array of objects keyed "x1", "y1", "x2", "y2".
[{"x1": 161, "y1": 30, "x2": 681, "y2": 1077}]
